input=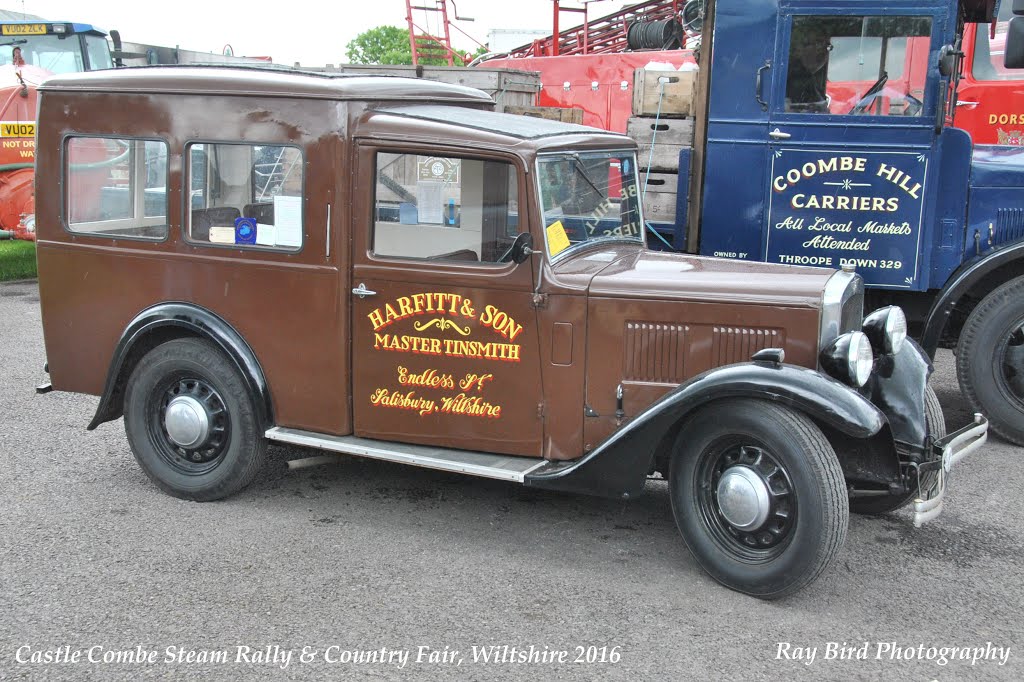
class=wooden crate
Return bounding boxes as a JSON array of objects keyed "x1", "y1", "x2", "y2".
[
  {"x1": 629, "y1": 116, "x2": 693, "y2": 172},
  {"x1": 632, "y1": 69, "x2": 697, "y2": 117},
  {"x1": 504, "y1": 105, "x2": 584, "y2": 124},
  {"x1": 640, "y1": 172, "x2": 680, "y2": 223}
]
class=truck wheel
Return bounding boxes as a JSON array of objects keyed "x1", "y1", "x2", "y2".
[
  {"x1": 849, "y1": 385, "x2": 945, "y2": 515},
  {"x1": 123, "y1": 338, "x2": 266, "y2": 501},
  {"x1": 956, "y1": 277, "x2": 1024, "y2": 445},
  {"x1": 669, "y1": 399, "x2": 848, "y2": 599}
]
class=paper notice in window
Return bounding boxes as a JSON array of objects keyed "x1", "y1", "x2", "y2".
[
  {"x1": 546, "y1": 220, "x2": 571, "y2": 257},
  {"x1": 273, "y1": 195, "x2": 302, "y2": 247},
  {"x1": 256, "y1": 223, "x2": 276, "y2": 246},
  {"x1": 209, "y1": 226, "x2": 235, "y2": 244},
  {"x1": 417, "y1": 181, "x2": 443, "y2": 224}
]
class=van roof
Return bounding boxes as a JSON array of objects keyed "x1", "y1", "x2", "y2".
[
  {"x1": 377, "y1": 105, "x2": 598, "y2": 140},
  {"x1": 38, "y1": 65, "x2": 495, "y2": 104}
]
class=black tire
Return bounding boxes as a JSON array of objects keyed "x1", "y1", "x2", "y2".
[
  {"x1": 849, "y1": 385, "x2": 945, "y2": 515},
  {"x1": 123, "y1": 338, "x2": 266, "y2": 501},
  {"x1": 956, "y1": 276, "x2": 1024, "y2": 445},
  {"x1": 669, "y1": 399, "x2": 848, "y2": 600}
]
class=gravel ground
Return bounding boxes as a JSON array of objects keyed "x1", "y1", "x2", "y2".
[{"x1": 1, "y1": 278, "x2": 1021, "y2": 681}]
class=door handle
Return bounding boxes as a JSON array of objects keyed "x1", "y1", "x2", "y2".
[
  {"x1": 352, "y1": 283, "x2": 377, "y2": 298},
  {"x1": 956, "y1": 101, "x2": 979, "y2": 107},
  {"x1": 769, "y1": 128, "x2": 792, "y2": 140},
  {"x1": 756, "y1": 60, "x2": 771, "y2": 111}
]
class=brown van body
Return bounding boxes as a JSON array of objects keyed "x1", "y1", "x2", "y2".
[
  {"x1": 36, "y1": 67, "x2": 827, "y2": 456},
  {"x1": 33, "y1": 66, "x2": 987, "y2": 599}
]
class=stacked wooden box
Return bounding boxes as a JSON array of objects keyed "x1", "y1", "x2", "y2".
[{"x1": 628, "y1": 68, "x2": 697, "y2": 224}]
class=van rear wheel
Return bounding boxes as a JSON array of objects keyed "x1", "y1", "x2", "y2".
[
  {"x1": 123, "y1": 338, "x2": 266, "y2": 501},
  {"x1": 669, "y1": 399, "x2": 848, "y2": 599}
]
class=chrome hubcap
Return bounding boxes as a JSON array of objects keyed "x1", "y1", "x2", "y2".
[
  {"x1": 716, "y1": 465, "x2": 771, "y2": 531},
  {"x1": 164, "y1": 395, "x2": 210, "y2": 448}
]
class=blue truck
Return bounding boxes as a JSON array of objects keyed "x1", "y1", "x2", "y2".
[{"x1": 659, "y1": 0, "x2": 1024, "y2": 444}]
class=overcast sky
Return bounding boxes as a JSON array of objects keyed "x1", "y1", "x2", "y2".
[{"x1": 15, "y1": 1, "x2": 636, "y2": 66}]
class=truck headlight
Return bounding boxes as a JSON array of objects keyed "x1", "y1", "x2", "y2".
[
  {"x1": 820, "y1": 331, "x2": 874, "y2": 387},
  {"x1": 862, "y1": 306, "x2": 907, "y2": 355}
]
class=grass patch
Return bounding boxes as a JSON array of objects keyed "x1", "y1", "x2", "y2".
[{"x1": 0, "y1": 239, "x2": 37, "y2": 281}]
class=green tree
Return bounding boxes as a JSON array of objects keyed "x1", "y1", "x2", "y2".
[{"x1": 346, "y1": 25, "x2": 481, "y2": 66}]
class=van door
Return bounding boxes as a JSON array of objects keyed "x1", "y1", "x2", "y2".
[
  {"x1": 759, "y1": 7, "x2": 941, "y2": 291},
  {"x1": 350, "y1": 143, "x2": 544, "y2": 457}
]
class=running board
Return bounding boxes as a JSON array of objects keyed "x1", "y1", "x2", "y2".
[{"x1": 265, "y1": 427, "x2": 549, "y2": 483}]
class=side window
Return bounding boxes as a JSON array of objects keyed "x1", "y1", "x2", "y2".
[
  {"x1": 65, "y1": 137, "x2": 168, "y2": 239},
  {"x1": 373, "y1": 152, "x2": 520, "y2": 264},
  {"x1": 84, "y1": 35, "x2": 114, "y2": 70},
  {"x1": 186, "y1": 142, "x2": 303, "y2": 250},
  {"x1": 973, "y1": 3, "x2": 1016, "y2": 81},
  {"x1": 785, "y1": 16, "x2": 932, "y2": 116}
]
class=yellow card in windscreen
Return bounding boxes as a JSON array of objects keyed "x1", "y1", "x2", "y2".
[{"x1": 546, "y1": 220, "x2": 571, "y2": 257}]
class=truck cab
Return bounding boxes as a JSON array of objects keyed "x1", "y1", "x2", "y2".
[
  {"x1": 34, "y1": 66, "x2": 986, "y2": 599},
  {"x1": 678, "y1": 0, "x2": 1024, "y2": 444},
  {"x1": 0, "y1": 21, "x2": 114, "y2": 239}
]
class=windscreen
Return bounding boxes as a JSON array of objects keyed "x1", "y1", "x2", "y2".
[{"x1": 537, "y1": 151, "x2": 644, "y2": 258}]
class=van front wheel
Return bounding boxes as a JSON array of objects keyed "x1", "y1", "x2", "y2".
[
  {"x1": 669, "y1": 399, "x2": 848, "y2": 599},
  {"x1": 123, "y1": 338, "x2": 266, "y2": 501}
]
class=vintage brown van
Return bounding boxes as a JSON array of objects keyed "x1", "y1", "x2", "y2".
[{"x1": 34, "y1": 66, "x2": 987, "y2": 599}]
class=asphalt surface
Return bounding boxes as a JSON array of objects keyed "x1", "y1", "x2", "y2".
[{"x1": 1, "y1": 277, "x2": 1022, "y2": 681}]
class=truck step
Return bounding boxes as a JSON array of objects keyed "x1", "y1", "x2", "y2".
[{"x1": 265, "y1": 427, "x2": 549, "y2": 482}]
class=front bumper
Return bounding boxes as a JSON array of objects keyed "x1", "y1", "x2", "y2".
[{"x1": 912, "y1": 413, "x2": 989, "y2": 527}]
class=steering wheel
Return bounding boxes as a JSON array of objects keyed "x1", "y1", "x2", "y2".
[{"x1": 848, "y1": 72, "x2": 889, "y2": 115}]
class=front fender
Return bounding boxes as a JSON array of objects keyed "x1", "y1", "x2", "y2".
[
  {"x1": 87, "y1": 302, "x2": 272, "y2": 431},
  {"x1": 525, "y1": 362, "x2": 886, "y2": 499},
  {"x1": 921, "y1": 239, "x2": 1024, "y2": 357}
]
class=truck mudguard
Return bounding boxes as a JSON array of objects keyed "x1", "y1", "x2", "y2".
[
  {"x1": 920, "y1": 239, "x2": 1024, "y2": 357},
  {"x1": 525, "y1": 362, "x2": 886, "y2": 499},
  {"x1": 87, "y1": 302, "x2": 273, "y2": 430}
]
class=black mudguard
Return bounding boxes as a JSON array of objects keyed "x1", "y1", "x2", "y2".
[
  {"x1": 525, "y1": 361, "x2": 887, "y2": 499},
  {"x1": 921, "y1": 239, "x2": 1024, "y2": 357},
  {"x1": 87, "y1": 302, "x2": 272, "y2": 430},
  {"x1": 866, "y1": 339, "x2": 933, "y2": 455}
]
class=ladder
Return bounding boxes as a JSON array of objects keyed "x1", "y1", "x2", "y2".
[
  {"x1": 405, "y1": 0, "x2": 482, "y2": 66},
  {"x1": 508, "y1": 0, "x2": 685, "y2": 58}
]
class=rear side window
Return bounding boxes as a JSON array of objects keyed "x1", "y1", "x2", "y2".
[
  {"x1": 186, "y1": 142, "x2": 303, "y2": 251},
  {"x1": 65, "y1": 137, "x2": 168, "y2": 239}
]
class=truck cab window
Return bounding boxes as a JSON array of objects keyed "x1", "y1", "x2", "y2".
[
  {"x1": 372, "y1": 152, "x2": 519, "y2": 264},
  {"x1": 785, "y1": 16, "x2": 932, "y2": 116},
  {"x1": 65, "y1": 137, "x2": 168, "y2": 239},
  {"x1": 972, "y1": 2, "x2": 1016, "y2": 81},
  {"x1": 186, "y1": 142, "x2": 303, "y2": 250}
]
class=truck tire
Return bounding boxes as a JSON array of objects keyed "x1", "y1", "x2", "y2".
[
  {"x1": 123, "y1": 338, "x2": 266, "y2": 501},
  {"x1": 669, "y1": 399, "x2": 848, "y2": 599},
  {"x1": 849, "y1": 385, "x2": 945, "y2": 515},
  {"x1": 956, "y1": 276, "x2": 1024, "y2": 445}
]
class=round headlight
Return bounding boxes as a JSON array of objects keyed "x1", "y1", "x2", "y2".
[
  {"x1": 863, "y1": 306, "x2": 907, "y2": 355},
  {"x1": 820, "y1": 331, "x2": 875, "y2": 388},
  {"x1": 849, "y1": 331, "x2": 874, "y2": 386}
]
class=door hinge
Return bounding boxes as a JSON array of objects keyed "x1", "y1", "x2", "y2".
[
  {"x1": 531, "y1": 293, "x2": 549, "y2": 309},
  {"x1": 537, "y1": 402, "x2": 546, "y2": 420}
]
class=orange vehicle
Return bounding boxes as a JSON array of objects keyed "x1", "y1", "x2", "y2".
[
  {"x1": 957, "y1": 1, "x2": 1024, "y2": 144},
  {"x1": 0, "y1": 20, "x2": 113, "y2": 240}
]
